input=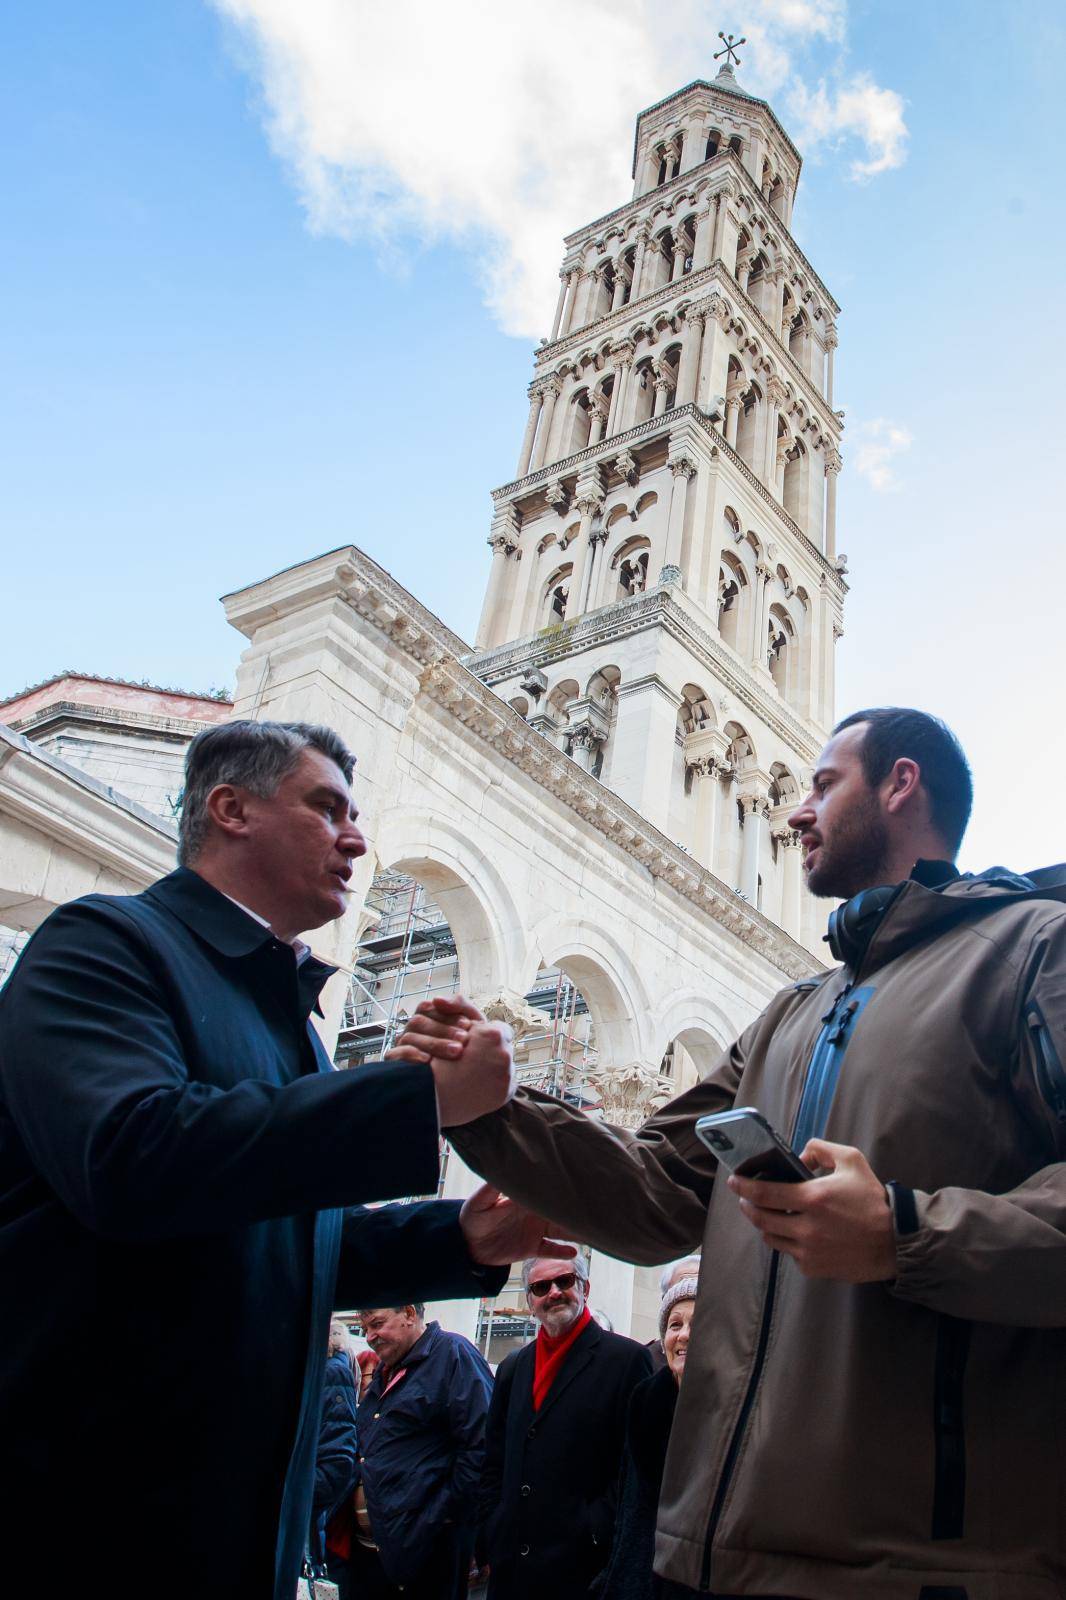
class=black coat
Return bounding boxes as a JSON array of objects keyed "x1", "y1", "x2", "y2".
[
  {"x1": 0, "y1": 869, "x2": 505, "y2": 1600},
  {"x1": 596, "y1": 1366, "x2": 693, "y2": 1600},
  {"x1": 356, "y1": 1320, "x2": 493, "y2": 1584},
  {"x1": 311, "y1": 1352, "x2": 360, "y2": 1559},
  {"x1": 480, "y1": 1319, "x2": 653, "y2": 1600}
]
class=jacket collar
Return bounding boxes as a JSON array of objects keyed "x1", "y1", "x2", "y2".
[
  {"x1": 524, "y1": 1316, "x2": 601, "y2": 1425},
  {"x1": 144, "y1": 868, "x2": 338, "y2": 1013}
]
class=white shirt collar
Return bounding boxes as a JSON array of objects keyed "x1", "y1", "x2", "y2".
[{"x1": 221, "y1": 892, "x2": 312, "y2": 966}]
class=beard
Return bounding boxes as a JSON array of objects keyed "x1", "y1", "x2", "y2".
[
  {"x1": 805, "y1": 791, "x2": 893, "y2": 900},
  {"x1": 538, "y1": 1300, "x2": 583, "y2": 1336}
]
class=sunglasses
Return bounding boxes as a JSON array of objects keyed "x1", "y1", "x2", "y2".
[{"x1": 528, "y1": 1272, "x2": 579, "y2": 1298}]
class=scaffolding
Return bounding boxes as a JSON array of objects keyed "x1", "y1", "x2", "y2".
[{"x1": 336, "y1": 872, "x2": 600, "y2": 1108}]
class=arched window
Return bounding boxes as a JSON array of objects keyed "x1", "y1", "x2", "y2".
[
  {"x1": 767, "y1": 606, "x2": 795, "y2": 694},
  {"x1": 543, "y1": 566, "x2": 573, "y2": 624},
  {"x1": 718, "y1": 556, "x2": 746, "y2": 651},
  {"x1": 705, "y1": 130, "x2": 721, "y2": 161},
  {"x1": 568, "y1": 388, "x2": 592, "y2": 455},
  {"x1": 631, "y1": 360, "x2": 656, "y2": 425},
  {"x1": 735, "y1": 385, "x2": 761, "y2": 468},
  {"x1": 782, "y1": 439, "x2": 809, "y2": 525}
]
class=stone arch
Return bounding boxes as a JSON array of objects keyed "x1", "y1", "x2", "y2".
[
  {"x1": 547, "y1": 677, "x2": 579, "y2": 719},
  {"x1": 543, "y1": 564, "x2": 573, "y2": 623},
  {"x1": 782, "y1": 437, "x2": 809, "y2": 526},
  {"x1": 605, "y1": 502, "x2": 631, "y2": 532},
  {"x1": 509, "y1": 694, "x2": 530, "y2": 718},
  {"x1": 735, "y1": 381, "x2": 762, "y2": 468},
  {"x1": 654, "y1": 990, "x2": 739, "y2": 1081},
  {"x1": 678, "y1": 682, "x2": 716, "y2": 736},
  {"x1": 374, "y1": 809, "x2": 525, "y2": 1000},
  {"x1": 724, "y1": 719, "x2": 758, "y2": 772},
  {"x1": 718, "y1": 550, "x2": 746, "y2": 650},
  {"x1": 635, "y1": 490, "x2": 658, "y2": 517},
  {"x1": 530, "y1": 912, "x2": 651, "y2": 1065},
  {"x1": 768, "y1": 604, "x2": 797, "y2": 696},
  {"x1": 610, "y1": 535, "x2": 651, "y2": 598}
]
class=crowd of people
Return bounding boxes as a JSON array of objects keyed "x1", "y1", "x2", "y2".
[
  {"x1": 3, "y1": 706, "x2": 1066, "y2": 1600},
  {"x1": 308, "y1": 1254, "x2": 702, "y2": 1600}
]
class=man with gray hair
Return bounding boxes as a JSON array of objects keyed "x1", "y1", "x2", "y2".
[
  {"x1": 478, "y1": 1249, "x2": 651, "y2": 1598},
  {"x1": 0, "y1": 719, "x2": 566, "y2": 1600}
]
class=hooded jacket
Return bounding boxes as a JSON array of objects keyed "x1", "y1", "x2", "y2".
[{"x1": 450, "y1": 865, "x2": 1066, "y2": 1600}]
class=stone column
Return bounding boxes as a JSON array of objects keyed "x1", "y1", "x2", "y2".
[
  {"x1": 824, "y1": 325, "x2": 838, "y2": 406},
  {"x1": 775, "y1": 440, "x2": 791, "y2": 502},
  {"x1": 660, "y1": 455, "x2": 696, "y2": 584},
  {"x1": 611, "y1": 268, "x2": 628, "y2": 311},
  {"x1": 639, "y1": 237, "x2": 661, "y2": 296},
  {"x1": 724, "y1": 392, "x2": 742, "y2": 448},
  {"x1": 761, "y1": 378, "x2": 784, "y2": 486},
  {"x1": 680, "y1": 118, "x2": 705, "y2": 173},
  {"x1": 550, "y1": 273, "x2": 569, "y2": 340},
  {"x1": 736, "y1": 251, "x2": 753, "y2": 294},
  {"x1": 630, "y1": 230, "x2": 649, "y2": 301},
  {"x1": 738, "y1": 791, "x2": 770, "y2": 903},
  {"x1": 588, "y1": 395, "x2": 609, "y2": 447},
  {"x1": 474, "y1": 505, "x2": 520, "y2": 648},
  {"x1": 608, "y1": 675, "x2": 681, "y2": 831},
  {"x1": 692, "y1": 200, "x2": 715, "y2": 271},
  {"x1": 606, "y1": 347, "x2": 633, "y2": 437},
  {"x1": 671, "y1": 244, "x2": 686, "y2": 283},
  {"x1": 565, "y1": 487, "x2": 603, "y2": 620},
  {"x1": 529, "y1": 380, "x2": 560, "y2": 472},
  {"x1": 516, "y1": 385, "x2": 543, "y2": 477},
  {"x1": 694, "y1": 294, "x2": 727, "y2": 410},
  {"x1": 749, "y1": 559, "x2": 773, "y2": 665},
  {"x1": 687, "y1": 745, "x2": 730, "y2": 871},
  {"x1": 652, "y1": 373, "x2": 671, "y2": 417},
  {"x1": 824, "y1": 450, "x2": 841, "y2": 558},
  {"x1": 777, "y1": 828, "x2": 803, "y2": 939},
  {"x1": 674, "y1": 311, "x2": 704, "y2": 407}
]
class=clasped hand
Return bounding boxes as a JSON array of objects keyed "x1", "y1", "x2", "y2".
[
  {"x1": 728, "y1": 1139, "x2": 897, "y2": 1283},
  {"x1": 388, "y1": 995, "x2": 513, "y2": 1128}
]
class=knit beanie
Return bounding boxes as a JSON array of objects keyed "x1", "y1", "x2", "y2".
[{"x1": 658, "y1": 1275, "x2": 699, "y2": 1341}]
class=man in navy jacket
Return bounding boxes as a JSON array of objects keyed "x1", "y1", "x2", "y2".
[
  {"x1": 352, "y1": 1303, "x2": 493, "y2": 1597},
  {"x1": 0, "y1": 720, "x2": 562, "y2": 1600}
]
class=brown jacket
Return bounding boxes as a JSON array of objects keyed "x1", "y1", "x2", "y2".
[{"x1": 451, "y1": 866, "x2": 1066, "y2": 1599}]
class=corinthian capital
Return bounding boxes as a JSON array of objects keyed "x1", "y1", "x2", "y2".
[{"x1": 669, "y1": 454, "x2": 697, "y2": 481}]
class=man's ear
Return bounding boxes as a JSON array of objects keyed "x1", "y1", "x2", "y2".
[
  {"x1": 204, "y1": 783, "x2": 254, "y2": 841},
  {"x1": 883, "y1": 757, "x2": 921, "y2": 817}
]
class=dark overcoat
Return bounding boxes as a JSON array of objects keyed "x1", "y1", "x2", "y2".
[
  {"x1": 0, "y1": 868, "x2": 504, "y2": 1599},
  {"x1": 480, "y1": 1320, "x2": 653, "y2": 1599},
  {"x1": 356, "y1": 1319, "x2": 493, "y2": 1584}
]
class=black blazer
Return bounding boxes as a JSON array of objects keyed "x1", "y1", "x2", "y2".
[
  {"x1": 0, "y1": 869, "x2": 504, "y2": 1600},
  {"x1": 480, "y1": 1319, "x2": 653, "y2": 1600}
]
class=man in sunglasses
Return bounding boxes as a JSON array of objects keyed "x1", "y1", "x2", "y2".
[{"x1": 477, "y1": 1251, "x2": 651, "y2": 1599}]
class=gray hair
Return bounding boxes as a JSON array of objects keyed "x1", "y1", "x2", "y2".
[
  {"x1": 659, "y1": 1255, "x2": 701, "y2": 1296},
  {"x1": 177, "y1": 720, "x2": 355, "y2": 865},
  {"x1": 521, "y1": 1250, "x2": 589, "y2": 1295}
]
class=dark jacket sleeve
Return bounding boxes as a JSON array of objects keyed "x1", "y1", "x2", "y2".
[
  {"x1": 335, "y1": 1202, "x2": 508, "y2": 1308},
  {"x1": 313, "y1": 1356, "x2": 360, "y2": 1520},
  {"x1": 440, "y1": 1340, "x2": 494, "y2": 1524},
  {"x1": 0, "y1": 900, "x2": 441, "y2": 1238},
  {"x1": 587, "y1": 1342, "x2": 654, "y2": 1547},
  {"x1": 477, "y1": 1350, "x2": 516, "y2": 1561}
]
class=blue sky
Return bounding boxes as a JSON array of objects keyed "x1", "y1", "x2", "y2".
[{"x1": 2, "y1": 1, "x2": 1064, "y2": 869}]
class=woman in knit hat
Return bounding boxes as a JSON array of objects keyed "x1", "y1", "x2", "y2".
[{"x1": 597, "y1": 1276, "x2": 700, "y2": 1599}]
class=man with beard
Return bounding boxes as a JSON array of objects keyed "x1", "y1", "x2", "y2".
[
  {"x1": 477, "y1": 1251, "x2": 651, "y2": 1599},
  {"x1": 394, "y1": 708, "x2": 1066, "y2": 1600}
]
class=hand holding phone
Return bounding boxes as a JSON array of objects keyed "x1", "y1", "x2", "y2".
[{"x1": 695, "y1": 1108, "x2": 812, "y2": 1184}]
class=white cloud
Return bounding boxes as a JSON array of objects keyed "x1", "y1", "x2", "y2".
[
  {"x1": 209, "y1": 0, "x2": 907, "y2": 337},
  {"x1": 853, "y1": 418, "x2": 913, "y2": 492},
  {"x1": 787, "y1": 74, "x2": 907, "y2": 178}
]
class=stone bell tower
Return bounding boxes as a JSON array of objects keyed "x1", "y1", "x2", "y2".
[{"x1": 467, "y1": 54, "x2": 847, "y2": 950}]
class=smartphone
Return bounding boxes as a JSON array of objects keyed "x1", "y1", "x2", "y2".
[{"x1": 695, "y1": 1108, "x2": 812, "y2": 1183}]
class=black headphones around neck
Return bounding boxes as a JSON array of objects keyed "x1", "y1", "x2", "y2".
[{"x1": 825, "y1": 884, "x2": 902, "y2": 971}]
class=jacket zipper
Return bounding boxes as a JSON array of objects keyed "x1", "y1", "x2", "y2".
[
  {"x1": 1025, "y1": 1001, "x2": 1066, "y2": 1121},
  {"x1": 699, "y1": 985, "x2": 872, "y2": 1590},
  {"x1": 931, "y1": 1315, "x2": 971, "y2": 1539}
]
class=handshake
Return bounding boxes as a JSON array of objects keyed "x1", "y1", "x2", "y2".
[{"x1": 387, "y1": 996, "x2": 516, "y2": 1128}]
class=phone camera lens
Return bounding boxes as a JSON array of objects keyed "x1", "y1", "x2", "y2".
[{"x1": 708, "y1": 1131, "x2": 734, "y2": 1151}]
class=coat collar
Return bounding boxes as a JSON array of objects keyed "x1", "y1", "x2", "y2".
[
  {"x1": 144, "y1": 868, "x2": 338, "y2": 1013},
  {"x1": 524, "y1": 1316, "x2": 601, "y2": 1425}
]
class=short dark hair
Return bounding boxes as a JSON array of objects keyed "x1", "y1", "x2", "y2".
[
  {"x1": 833, "y1": 707, "x2": 972, "y2": 856},
  {"x1": 177, "y1": 720, "x2": 355, "y2": 866}
]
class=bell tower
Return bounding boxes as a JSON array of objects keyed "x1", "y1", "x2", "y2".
[{"x1": 468, "y1": 53, "x2": 847, "y2": 948}]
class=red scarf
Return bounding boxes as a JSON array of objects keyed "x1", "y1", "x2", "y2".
[{"x1": 532, "y1": 1307, "x2": 591, "y2": 1411}]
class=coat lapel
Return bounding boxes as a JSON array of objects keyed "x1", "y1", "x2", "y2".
[{"x1": 530, "y1": 1321, "x2": 601, "y2": 1426}]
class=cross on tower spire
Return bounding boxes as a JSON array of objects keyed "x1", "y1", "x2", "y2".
[{"x1": 714, "y1": 30, "x2": 746, "y2": 69}]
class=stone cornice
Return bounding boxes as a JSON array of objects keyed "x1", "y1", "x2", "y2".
[
  {"x1": 0, "y1": 721, "x2": 177, "y2": 885},
  {"x1": 467, "y1": 588, "x2": 823, "y2": 764},
  {"x1": 537, "y1": 262, "x2": 840, "y2": 435},
  {"x1": 491, "y1": 404, "x2": 846, "y2": 593},
  {"x1": 564, "y1": 150, "x2": 838, "y2": 317},
  {"x1": 10, "y1": 701, "x2": 224, "y2": 743},
  {"x1": 418, "y1": 656, "x2": 818, "y2": 982}
]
